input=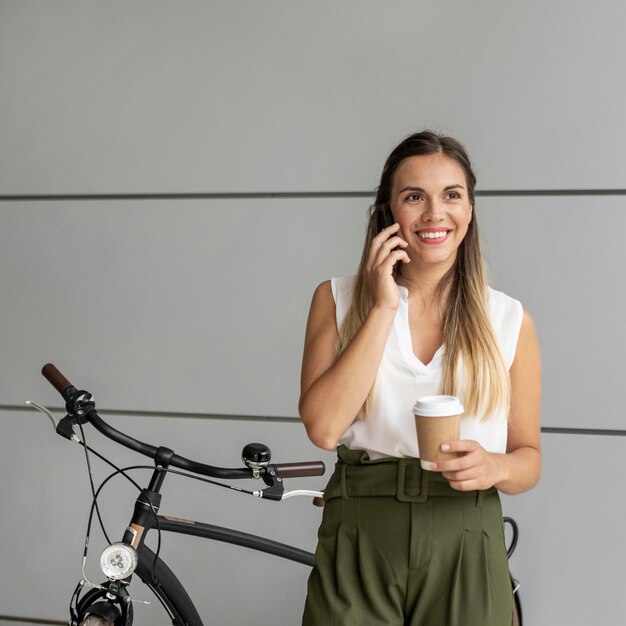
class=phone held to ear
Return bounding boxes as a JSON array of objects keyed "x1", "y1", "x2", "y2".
[
  {"x1": 373, "y1": 205, "x2": 403, "y2": 276},
  {"x1": 375, "y1": 205, "x2": 394, "y2": 233}
]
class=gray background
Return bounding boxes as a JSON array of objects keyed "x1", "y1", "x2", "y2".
[{"x1": 1, "y1": 1, "x2": 625, "y2": 625}]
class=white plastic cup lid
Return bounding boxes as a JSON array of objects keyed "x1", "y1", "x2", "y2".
[{"x1": 413, "y1": 395, "x2": 464, "y2": 417}]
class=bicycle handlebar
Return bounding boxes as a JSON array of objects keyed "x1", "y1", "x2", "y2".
[
  {"x1": 42, "y1": 362, "x2": 72, "y2": 395},
  {"x1": 41, "y1": 363, "x2": 325, "y2": 481}
]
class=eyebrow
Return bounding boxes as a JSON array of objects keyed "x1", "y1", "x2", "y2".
[{"x1": 398, "y1": 184, "x2": 466, "y2": 193}]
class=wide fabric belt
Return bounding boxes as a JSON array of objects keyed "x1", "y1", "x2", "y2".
[{"x1": 323, "y1": 445, "x2": 496, "y2": 504}]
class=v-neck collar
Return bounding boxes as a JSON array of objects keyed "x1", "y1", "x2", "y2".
[{"x1": 394, "y1": 286, "x2": 444, "y2": 376}]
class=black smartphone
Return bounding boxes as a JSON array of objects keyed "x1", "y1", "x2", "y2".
[
  {"x1": 375, "y1": 204, "x2": 394, "y2": 232},
  {"x1": 374, "y1": 204, "x2": 403, "y2": 276}
]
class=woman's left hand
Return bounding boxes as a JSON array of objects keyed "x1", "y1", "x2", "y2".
[{"x1": 430, "y1": 440, "x2": 505, "y2": 491}]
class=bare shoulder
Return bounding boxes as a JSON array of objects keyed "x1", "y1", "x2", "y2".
[
  {"x1": 514, "y1": 308, "x2": 541, "y2": 366},
  {"x1": 507, "y1": 307, "x2": 541, "y2": 451},
  {"x1": 307, "y1": 280, "x2": 337, "y2": 335},
  {"x1": 520, "y1": 307, "x2": 537, "y2": 332},
  {"x1": 301, "y1": 281, "x2": 339, "y2": 397},
  {"x1": 311, "y1": 279, "x2": 334, "y2": 307}
]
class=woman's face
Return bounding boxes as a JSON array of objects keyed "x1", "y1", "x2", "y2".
[{"x1": 389, "y1": 153, "x2": 473, "y2": 271}]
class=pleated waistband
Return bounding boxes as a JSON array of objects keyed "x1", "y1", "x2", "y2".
[{"x1": 323, "y1": 445, "x2": 496, "y2": 504}]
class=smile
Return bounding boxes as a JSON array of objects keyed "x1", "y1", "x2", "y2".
[{"x1": 417, "y1": 230, "x2": 450, "y2": 241}]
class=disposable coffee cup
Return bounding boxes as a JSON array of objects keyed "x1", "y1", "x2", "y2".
[{"x1": 413, "y1": 395, "x2": 464, "y2": 471}]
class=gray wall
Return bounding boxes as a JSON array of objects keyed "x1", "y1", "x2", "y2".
[{"x1": 1, "y1": 2, "x2": 625, "y2": 625}]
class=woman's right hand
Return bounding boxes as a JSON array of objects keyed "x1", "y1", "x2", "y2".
[{"x1": 365, "y1": 223, "x2": 410, "y2": 310}]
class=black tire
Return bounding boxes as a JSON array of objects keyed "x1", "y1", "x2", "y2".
[
  {"x1": 135, "y1": 544, "x2": 204, "y2": 626},
  {"x1": 75, "y1": 588, "x2": 131, "y2": 626},
  {"x1": 80, "y1": 617, "x2": 115, "y2": 626}
]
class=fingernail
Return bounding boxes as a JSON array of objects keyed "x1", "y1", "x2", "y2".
[{"x1": 441, "y1": 444, "x2": 451, "y2": 451}]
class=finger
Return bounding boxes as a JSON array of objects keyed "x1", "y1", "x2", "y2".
[
  {"x1": 432, "y1": 455, "x2": 474, "y2": 473},
  {"x1": 380, "y1": 235, "x2": 409, "y2": 251},
  {"x1": 372, "y1": 238, "x2": 409, "y2": 269},
  {"x1": 367, "y1": 223, "x2": 401, "y2": 268},
  {"x1": 380, "y1": 249, "x2": 411, "y2": 271},
  {"x1": 440, "y1": 440, "x2": 479, "y2": 454},
  {"x1": 447, "y1": 479, "x2": 478, "y2": 492},
  {"x1": 372, "y1": 222, "x2": 400, "y2": 243},
  {"x1": 370, "y1": 249, "x2": 411, "y2": 277},
  {"x1": 442, "y1": 468, "x2": 476, "y2": 482}
]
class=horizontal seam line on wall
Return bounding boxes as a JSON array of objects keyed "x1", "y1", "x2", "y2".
[
  {"x1": 4, "y1": 405, "x2": 625, "y2": 436},
  {"x1": 0, "y1": 615, "x2": 65, "y2": 625},
  {"x1": 2, "y1": 189, "x2": 626, "y2": 201},
  {"x1": 2, "y1": 403, "x2": 301, "y2": 423},
  {"x1": 540, "y1": 427, "x2": 626, "y2": 436}
]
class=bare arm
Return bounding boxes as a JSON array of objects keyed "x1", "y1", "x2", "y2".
[
  {"x1": 299, "y1": 224, "x2": 410, "y2": 450},
  {"x1": 494, "y1": 309, "x2": 542, "y2": 494},
  {"x1": 434, "y1": 309, "x2": 542, "y2": 495},
  {"x1": 298, "y1": 281, "x2": 395, "y2": 449}
]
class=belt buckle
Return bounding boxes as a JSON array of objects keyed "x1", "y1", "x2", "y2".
[{"x1": 396, "y1": 458, "x2": 428, "y2": 503}]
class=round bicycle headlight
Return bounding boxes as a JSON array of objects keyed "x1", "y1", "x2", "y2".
[{"x1": 100, "y1": 543, "x2": 138, "y2": 580}]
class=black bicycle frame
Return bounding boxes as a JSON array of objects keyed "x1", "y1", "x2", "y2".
[
  {"x1": 156, "y1": 516, "x2": 314, "y2": 566},
  {"x1": 119, "y1": 453, "x2": 314, "y2": 568}
]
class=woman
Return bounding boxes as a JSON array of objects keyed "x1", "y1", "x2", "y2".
[{"x1": 299, "y1": 131, "x2": 541, "y2": 626}]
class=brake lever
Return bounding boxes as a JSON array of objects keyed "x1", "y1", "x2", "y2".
[
  {"x1": 25, "y1": 400, "x2": 59, "y2": 428},
  {"x1": 25, "y1": 401, "x2": 81, "y2": 443},
  {"x1": 281, "y1": 489, "x2": 324, "y2": 500},
  {"x1": 252, "y1": 464, "x2": 324, "y2": 501},
  {"x1": 252, "y1": 464, "x2": 284, "y2": 500}
]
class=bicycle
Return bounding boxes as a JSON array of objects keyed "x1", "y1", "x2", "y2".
[
  {"x1": 28, "y1": 363, "x2": 327, "y2": 625},
  {"x1": 28, "y1": 363, "x2": 523, "y2": 625}
]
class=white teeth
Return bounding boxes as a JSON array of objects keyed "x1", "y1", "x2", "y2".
[{"x1": 418, "y1": 231, "x2": 448, "y2": 239}]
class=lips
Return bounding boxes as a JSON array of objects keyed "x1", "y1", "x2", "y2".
[{"x1": 417, "y1": 229, "x2": 451, "y2": 243}]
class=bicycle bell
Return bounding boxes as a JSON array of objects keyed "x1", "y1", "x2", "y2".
[{"x1": 241, "y1": 443, "x2": 271, "y2": 479}]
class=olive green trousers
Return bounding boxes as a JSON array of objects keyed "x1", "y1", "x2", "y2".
[{"x1": 302, "y1": 446, "x2": 513, "y2": 626}]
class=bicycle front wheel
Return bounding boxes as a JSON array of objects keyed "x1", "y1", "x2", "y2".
[
  {"x1": 74, "y1": 545, "x2": 201, "y2": 626},
  {"x1": 135, "y1": 544, "x2": 204, "y2": 626}
]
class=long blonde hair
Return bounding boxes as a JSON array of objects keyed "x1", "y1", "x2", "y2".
[{"x1": 338, "y1": 131, "x2": 510, "y2": 421}]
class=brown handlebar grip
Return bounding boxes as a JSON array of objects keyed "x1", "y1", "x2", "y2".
[
  {"x1": 273, "y1": 461, "x2": 325, "y2": 478},
  {"x1": 312, "y1": 496, "x2": 325, "y2": 507},
  {"x1": 42, "y1": 363, "x2": 73, "y2": 394}
]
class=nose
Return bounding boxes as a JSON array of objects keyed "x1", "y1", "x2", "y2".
[{"x1": 422, "y1": 199, "x2": 445, "y2": 221}]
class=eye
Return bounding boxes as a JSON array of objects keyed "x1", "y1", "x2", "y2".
[
  {"x1": 446, "y1": 191, "x2": 462, "y2": 200},
  {"x1": 406, "y1": 193, "x2": 424, "y2": 202}
]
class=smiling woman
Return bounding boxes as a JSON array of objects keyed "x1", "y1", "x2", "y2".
[
  {"x1": 298, "y1": 131, "x2": 541, "y2": 626},
  {"x1": 332, "y1": 134, "x2": 514, "y2": 426},
  {"x1": 393, "y1": 161, "x2": 471, "y2": 272}
]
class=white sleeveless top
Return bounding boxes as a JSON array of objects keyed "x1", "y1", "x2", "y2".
[{"x1": 331, "y1": 276, "x2": 524, "y2": 460}]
